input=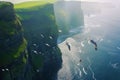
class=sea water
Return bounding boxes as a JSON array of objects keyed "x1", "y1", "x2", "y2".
[{"x1": 58, "y1": 5, "x2": 120, "y2": 80}]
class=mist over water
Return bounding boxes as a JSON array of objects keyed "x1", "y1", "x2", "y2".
[
  {"x1": 1, "y1": 0, "x2": 120, "y2": 79},
  {"x1": 57, "y1": 1, "x2": 120, "y2": 80}
]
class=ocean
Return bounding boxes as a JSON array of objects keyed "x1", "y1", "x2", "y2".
[{"x1": 58, "y1": 5, "x2": 120, "y2": 80}]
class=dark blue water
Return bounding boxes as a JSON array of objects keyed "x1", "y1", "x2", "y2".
[{"x1": 58, "y1": 6, "x2": 120, "y2": 80}]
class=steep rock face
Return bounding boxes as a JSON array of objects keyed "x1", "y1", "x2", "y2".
[
  {"x1": 16, "y1": 2, "x2": 62, "y2": 80},
  {"x1": 54, "y1": 1, "x2": 84, "y2": 34},
  {"x1": 0, "y1": 2, "x2": 27, "y2": 80}
]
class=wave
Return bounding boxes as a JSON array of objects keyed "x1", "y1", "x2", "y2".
[
  {"x1": 88, "y1": 40, "x2": 91, "y2": 44},
  {"x1": 109, "y1": 62, "x2": 120, "y2": 69},
  {"x1": 79, "y1": 70, "x2": 82, "y2": 78},
  {"x1": 87, "y1": 57, "x2": 97, "y2": 80},
  {"x1": 117, "y1": 47, "x2": 120, "y2": 50},
  {"x1": 82, "y1": 67, "x2": 87, "y2": 75},
  {"x1": 81, "y1": 41, "x2": 85, "y2": 47}
]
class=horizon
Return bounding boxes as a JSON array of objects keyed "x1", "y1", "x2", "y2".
[{"x1": 0, "y1": 0, "x2": 112, "y2": 4}]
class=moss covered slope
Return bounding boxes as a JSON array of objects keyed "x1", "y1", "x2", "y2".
[
  {"x1": 15, "y1": 1, "x2": 62, "y2": 80},
  {"x1": 0, "y1": 2, "x2": 27, "y2": 80}
]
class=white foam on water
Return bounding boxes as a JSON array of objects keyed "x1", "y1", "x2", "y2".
[
  {"x1": 99, "y1": 38, "x2": 104, "y2": 42},
  {"x1": 81, "y1": 41, "x2": 85, "y2": 47},
  {"x1": 79, "y1": 70, "x2": 82, "y2": 77},
  {"x1": 82, "y1": 67, "x2": 87, "y2": 75},
  {"x1": 58, "y1": 37, "x2": 82, "y2": 80},
  {"x1": 88, "y1": 40, "x2": 91, "y2": 44},
  {"x1": 110, "y1": 62, "x2": 120, "y2": 69},
  {"x1": 87, "y1": 57, "x2": 97, "y2": 80},
  {"x1": 117, "y1": 47, "x2": 120, "y2": 50},
  {"x1": 78, "y1": 49, "x2": 82, "y2": 53}
]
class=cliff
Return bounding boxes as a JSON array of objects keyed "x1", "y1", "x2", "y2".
[
  {"x1": 0, "y1": 1, "x2": 62, "y2": 80},
  {"x1": 0, "y1": 2, "x2": 27, "y2": 80},
  {"x1": 54, "y1": 1, "x2": 84, "y2": 35},
  {"x1": 15, "y1": 1, "x2": 62, "y2": 80}
]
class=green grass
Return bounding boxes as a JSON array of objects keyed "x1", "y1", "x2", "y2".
[
  {"x1": 0, "y1": 21, "x2": 16, "y2": 36},
  {"x1": 0, "y1": 1, "x2": 12, "y2": 8},
  {"x1": 14, "y1": 0, "x2": 56, "y2": 9},
  {"x1": 32, "y1": 53, "x2": 43, "y2": 68},
  {"x1": 0, "y1": 38, "x2": 27, "y2": 66},
  {"x1": 14, "y1": 38, "x2": 27, "y2": 58},
  {"x1": 13, "y1": 0, "x2": 61, "y2": 70},
  {"x1": 0, "y1": 17, "x2": 23, "y2": 36}
]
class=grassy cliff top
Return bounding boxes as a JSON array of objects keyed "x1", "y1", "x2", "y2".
[
  {"x1": 0, "y1": 1, "x2": 13, "y2": 8},
  {"x1": 14, "y1": 0, "x2": 56, "y2": 9}
]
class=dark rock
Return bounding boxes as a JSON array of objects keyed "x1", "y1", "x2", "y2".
[
  {"x1": 16, "y1": 3, "x2": 62, "y2": 80},
  {"x1": 0, "y1": 2, "x2": 27, "y2": 80},
  {"x1": 0, "y1": 1, "x2": 16, "y2": 21}
]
